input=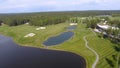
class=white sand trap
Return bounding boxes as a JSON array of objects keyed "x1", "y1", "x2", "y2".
[
  {"x1": 81, "y1": 18, "x2": 86, "y2": 20},
  {"x1": 70, "y1": 23, "x2": 78, "y2": 26},
  {"x1": 25, "y1": 23, "x2": 29, "y2": 25},
  {"x1": 36, "y1": 27, "x2": 46, "y2": 30},
  {"x1": 24, "y1": 33, "x2": 36, "y2": 38}
]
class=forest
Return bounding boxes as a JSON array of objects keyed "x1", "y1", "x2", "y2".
[{"x1": 0, "y1": 10, "x2": 120, "y2": 26}]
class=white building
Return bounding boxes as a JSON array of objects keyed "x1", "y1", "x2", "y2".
[{"x1": 97, "y1": 24, "x2": 110, "y2": 30}]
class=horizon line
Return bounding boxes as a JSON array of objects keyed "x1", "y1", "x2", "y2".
[{"x1": 0, "y1": 10, "x2": 120, "y2": 14}]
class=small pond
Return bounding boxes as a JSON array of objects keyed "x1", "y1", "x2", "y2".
[
  {"x1": 67, "y1": 25, "x2": 76, "y2": 30},
  {"x1": 43, "y1": 31, "x2": 74, "y2": 46},
  {"x1": 0, "y1": 35, "x2": 86, "y2": 68}
]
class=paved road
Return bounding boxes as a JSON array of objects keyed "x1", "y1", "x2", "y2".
[{"x1": 83, "y1": 36, "x2": 99, "y2": 68}]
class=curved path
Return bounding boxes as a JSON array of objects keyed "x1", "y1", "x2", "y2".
[{"x1": 83, "y1": 29, "x2": 99, "y2": 68}]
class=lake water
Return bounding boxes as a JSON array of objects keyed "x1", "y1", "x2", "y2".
[
  {"x1": 43, "y1": 31, "x2": 74, "y2": 46},
  {"x1": 0, "y1": 35, "x2": 86, "y2": 68}
]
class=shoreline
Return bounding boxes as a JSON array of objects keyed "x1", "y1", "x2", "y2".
[{"x1": 0, "y1": 34, "x2": 86, "y2": 68}]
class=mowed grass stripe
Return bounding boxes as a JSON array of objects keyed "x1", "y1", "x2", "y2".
[
  {"x1": 87, "y1": 33, "x2": 116, "y2": 68},
  {"x1": 97, "y1": 62, "x2": 111, "y2": 68}
]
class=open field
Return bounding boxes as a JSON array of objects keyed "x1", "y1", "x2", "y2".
[{"x1": 0, "y1": 22, "x2": 117, "y2": 68}]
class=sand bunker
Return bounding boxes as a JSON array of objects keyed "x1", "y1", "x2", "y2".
[
  {"x1": 70, "y1": 23, "x2": 78, "y2": 26},
  {"x1": 24, "y1": 33, "x2": 36, "y2": 38},
  {"x1": 36, "y1": 27, "x2": 46, "y2": 30}
]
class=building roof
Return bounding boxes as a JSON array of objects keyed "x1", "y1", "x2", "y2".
[{"x1": 97, "y1": 24, "x2": 110, "y2": 30}]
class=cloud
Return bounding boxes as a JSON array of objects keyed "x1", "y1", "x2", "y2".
[{"x1": 0, "y1": 0, "x2": 120, "y2": 13}]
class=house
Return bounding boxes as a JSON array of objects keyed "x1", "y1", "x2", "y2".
[
  {"x1": 94, "y1": 28, "x2": 101, "y2": 33},
  {"x1": 96, "y1": 24, "x2": 110, "y2": 30},
  {"x1": 94, "y1": 24, "x2": 110, "y2": 35},
  {"x1": 95, "y1": 23, "x2": 120, "y2": 39}
]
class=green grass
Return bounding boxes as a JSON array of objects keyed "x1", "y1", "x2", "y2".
[
  {"x1": 0, "y1": 22, "x2": 117, "y2": 68},
  {"x1": 87, "y1": 36, "x2": 117, "y2": 68},
  {"x1": 0, "y1": 23, "x2": 68, "y2": 47},
  {"x1": 110, "y1": 17, "x2": 120, "y2": 21}
]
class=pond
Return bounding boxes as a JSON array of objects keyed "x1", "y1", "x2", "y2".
[
  {"x1": 67, "y1": 25, "x2": 76, "y2": 30},
  {"x1": 43, "y1": 31, "x2": 74, "y2": 46},
  {"x1": 0, "y1": 35, "x2": 86, "y2": 68}
]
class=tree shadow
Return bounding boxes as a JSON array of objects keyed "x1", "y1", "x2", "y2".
[
  {"x1": 110, "y1": 38, "x2": 120, "y2": 45},
  {"x1": 112, "y1": 55, "x2": 117, "y2": 61},
  {"x1": 105, "y1": 58, "x2": 114, "y2": 67},
  {"x1": 113, "y1": 46, "x2": 120, "y2": 52}
]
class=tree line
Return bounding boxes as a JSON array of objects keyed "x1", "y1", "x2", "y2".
[
  {"x1": 0, "y1": 10, "x2": 120, "y2": 26},
  {"x1": 0, "y1": 14, "x2": 70, "y2": 26}
]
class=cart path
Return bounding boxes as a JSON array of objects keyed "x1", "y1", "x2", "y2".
[
  {"x1": 83, "y1": 36, "x2": 99, "y2": 68},
  {"x1": 83, "y1": 29, "x2": 99, "y2": 68}
]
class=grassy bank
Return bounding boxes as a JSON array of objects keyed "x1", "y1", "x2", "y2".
[{"x1": 0, "y1": 22, "x2": 117, "y2": 68}]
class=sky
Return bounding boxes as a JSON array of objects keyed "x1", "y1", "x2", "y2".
[{"x1": 0, "y1": 0, "x2": 120, "y2": 13}]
